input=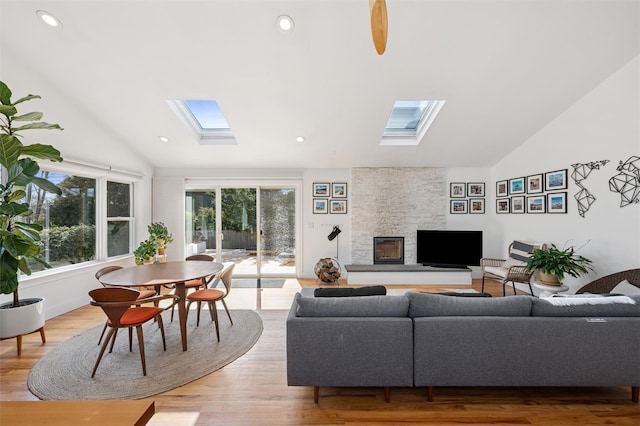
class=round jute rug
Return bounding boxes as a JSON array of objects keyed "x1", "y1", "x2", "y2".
[{"x1": 28, "y1": 309, "x2": 263, "y2": 400}]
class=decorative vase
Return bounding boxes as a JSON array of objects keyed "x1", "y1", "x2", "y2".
[
  {"x1": 539, "y1": 271, "x2": 562, "y2": 286},
  {"x1": 0, "y1": 297, "x2": 45, "y2": 339}
]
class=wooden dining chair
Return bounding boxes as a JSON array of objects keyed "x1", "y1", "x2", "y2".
[
  {"x1": 170, "y1": 254, "x2": 216, "y2": 321},
  {"x1": 185, "y1": 263, "x2": 235, "y2": 342},
  {"x1": 88, "y1": 287, "x2": 178, "y2": 377},
  {"x1": 95, "y1": 265, "x2": 158, "y2": 344}
]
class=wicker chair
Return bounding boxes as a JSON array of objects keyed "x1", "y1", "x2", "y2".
[
  {"x1": 480, "y1": 241, "x2": 545, "y2": 296},
  {"x1": 576, "y1": 268, "x2": 640, "y2": 294}
]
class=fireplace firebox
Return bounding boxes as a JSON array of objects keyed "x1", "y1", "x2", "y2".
[{"x1": 373, "y1": 237, "x2": 404, "y2": 264}]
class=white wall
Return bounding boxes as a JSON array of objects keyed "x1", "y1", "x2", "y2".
[{"x1": 491, "y1": 56, "x2": 640, "y2": 294}]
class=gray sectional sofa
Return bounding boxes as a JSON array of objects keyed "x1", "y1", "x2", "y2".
[{"x1": 286, "y1": 290, "x2": 640, "y2": 403}]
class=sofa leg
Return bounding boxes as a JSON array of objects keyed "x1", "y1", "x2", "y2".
[
  {"x1": 314, "y1": 386, "x2": 319, "y2": 403},
  {"x1": 632, "y1": 386, "x2": 639, "y2": 403},
  {"x1": 427, "y1": 386, "x2": 433, "y2": 402},
  {"x1": 384, "y1": 387, "x2": 390, "y2": 403}
]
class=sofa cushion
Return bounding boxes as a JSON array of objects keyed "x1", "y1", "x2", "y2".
[
  {"x1": 610, "y1": 279, "x2": 640, "y2": 296},
  {"x1": 531, "y1": 294, "x2": 640, "y2": 317},
  {"x1": 295, "y1": 292, "x2": 409, "y2": 317},
  {"x1": 407, "y1": 292, "x2": 533, "y2": 318},
  {"x1": 313, "y1": 285, "x2": 387, "y2": 297}
]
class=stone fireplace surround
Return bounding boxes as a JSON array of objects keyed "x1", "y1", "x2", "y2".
[{"x1": 351, "y1": 168, "x2": 446, "y2": 265}]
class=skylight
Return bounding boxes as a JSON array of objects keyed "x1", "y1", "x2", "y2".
[
  {"x1": 381, "y1": 100, "x2": 445, "y2": 146},
  {"x1": 167, "y1": 99, "x2": 236, "y2": 145}
]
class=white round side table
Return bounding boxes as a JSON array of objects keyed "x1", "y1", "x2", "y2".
[{"x1": 533, "y1": 282, "x2": 569, "y2": 298}]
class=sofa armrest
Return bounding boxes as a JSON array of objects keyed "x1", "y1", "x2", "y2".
[{"x1": 286, "y1": 299, "x2": 413, "y2": 387}]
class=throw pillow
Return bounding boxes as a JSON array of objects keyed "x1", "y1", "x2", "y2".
[
  {"x1": 313, "y1": 285, "x2": 387, "y2": 297},
  {"x1": 610, "y1": 279, "x2": 640, "y2": 296}
]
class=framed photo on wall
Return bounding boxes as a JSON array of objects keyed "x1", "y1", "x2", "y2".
[
  {"x1": 467, "y1": 182, "x2": 485, "y2": 197},
  {"x1": 496, "y1": 180, "x2": 508, "y2": 197},
  {"x1": 547, "y1": 192, "x2": 567, "y2": 213},
  {"x1": 511, "y1": 196, "x2": 525, "y2": 214},
  {"x1": 526, "y1": 174, "x2": 543, "y2": 194},
  {"x1": 450, "y1": 200, "x2": 468, "y2": 214},
  {"x1": 313, "y1": 199, "x2": 328, "y2": 214},
  {"x1": 331, "y1": 182, "x2": 347, "y2": 198},
  {"x1": 312, "y1": 182, "x2": 330, "y2": 197},
  {"x1": 545, "y1": 169, "x2": 568, "y2": 191},
  {"x1": 469, "y1": 198, "x2": 485, "y2": 214},
  {"x1": 329, "y1": 199, "x2": 347, "y2": 214},
  {"x1": 509, "y1": 177, "x2": 525, "y2": 195},
  {"x1": 450, "y1": 182, "x2": 466, "y2": 198},
  {"x1": 496, "y1": 198, "x2": 510, "y2": 214},
  {"x1": 526, "y1": 195, "x2": 546, "y2": 213}
]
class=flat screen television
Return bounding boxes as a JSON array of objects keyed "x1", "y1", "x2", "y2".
[{"x1": 417, "y1": 230, "x2": 483, "y2": 268}]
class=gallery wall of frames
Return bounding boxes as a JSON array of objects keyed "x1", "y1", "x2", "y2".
[
  {"x1": 449, "y1": 182, "x2": 486, "y2": 214},
  {"x1": 495, "y1": 169, "x2": 568, "y2": 214},
  {"x1": 312, "y1": 182, "x2": 348, "y2": 214}
]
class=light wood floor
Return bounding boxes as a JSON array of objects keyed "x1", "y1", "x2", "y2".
[{"x1": 1, "y1": 279, "x2": 639, "y2": 425}]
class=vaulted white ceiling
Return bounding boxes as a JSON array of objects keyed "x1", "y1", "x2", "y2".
[{"x1": 2, "y1": 0, "x2": 638, "y2": 170}]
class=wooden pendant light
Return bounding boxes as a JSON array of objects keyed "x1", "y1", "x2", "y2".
[{"x1": 369, "y1": 0, "x2": 388, "y2": 55}]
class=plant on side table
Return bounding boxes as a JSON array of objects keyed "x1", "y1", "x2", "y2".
[
  {"x1": 148, "y1": 221, "x2": 173, "y2": 255},
  {"x1": 0, "y1": 80, "x2": 64, "y2": 354},
  {"x1": 525, "y1": 243, "x2": 593, "y2": 286}
]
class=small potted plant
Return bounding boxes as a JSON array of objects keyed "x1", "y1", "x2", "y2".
[
  {"x1": 525, "y1": 243, "x2": 593, "y2": 286},
  {"x1": 134, "y1": 239, "x2": 157, "y2": 265},
  {"x1": 147, "y1": 222, "x2": 173, "y2": 255}
]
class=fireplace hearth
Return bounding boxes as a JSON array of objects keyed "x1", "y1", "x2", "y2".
[{"x1": 373, "y1": 237, "x2": 404, "y2": 264}]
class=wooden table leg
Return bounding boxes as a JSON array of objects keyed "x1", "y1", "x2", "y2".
[{"x1": 175, "y1": 282, "x2": 188, "y2": 351}]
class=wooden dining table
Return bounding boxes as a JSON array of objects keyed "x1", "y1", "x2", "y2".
[{"x1": 98, "y1": 261, "x2": 224, "y2": 351}]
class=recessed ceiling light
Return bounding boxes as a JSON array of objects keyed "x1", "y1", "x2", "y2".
[
  {"x1": 159, "y1": 136, "x2": 170, "y2": 143},
  {"x1": 276, "y1": 15, "x2": 294, "y2": 33},
  {"x1": 295, "y1": 136, "x2": 305, "y2": 143},
  {"x1": 36, "y1": 10, "x2": 63, "y2": 29}
]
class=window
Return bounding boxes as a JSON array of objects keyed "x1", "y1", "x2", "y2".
[
  {"x1": 15, "y1": 165, "x2": 137, "y2": 276},
  {"x1": 167, "y1": 99, "x2": 236, "y2": 145},
  {"x1": 25, "y1": 171, "x2": 96, "y2": 272},
  {"x1": 381, "y1": 100, "x2": 445, "y2": 146},
  {"x1": 107, "y1": 181, "x2": 133, "y2": 257}
]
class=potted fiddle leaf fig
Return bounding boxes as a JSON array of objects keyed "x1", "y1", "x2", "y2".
[
  {"x1": 525, "y1": 243, "x2": 593, "y2": 286},
  {"x1": 0, "y1": 80, "x2": 63, "y2": 346}
]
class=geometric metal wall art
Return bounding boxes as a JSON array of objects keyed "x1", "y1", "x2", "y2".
[
  {"x1": 609, "y1": 156, "x2": 640, "y2": 207},
  {"x1": 571, "y1": 160, "x2": 609, "y2": 217}
]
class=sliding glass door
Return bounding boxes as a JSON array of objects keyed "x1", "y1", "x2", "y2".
[{"x1": 185, "y1": 183, "x2": 298, "y2": 277}]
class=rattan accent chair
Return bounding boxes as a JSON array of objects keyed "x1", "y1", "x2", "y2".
[
  {"x1": 480, "y1": 241, "x2": 545, "y2": 296},
  {"x1": 576, "y1": 268, "x2": 640, "y2": 294}
]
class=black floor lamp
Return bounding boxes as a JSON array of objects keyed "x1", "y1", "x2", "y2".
[{"x1": 327, "y1": 225, "x2": 341, "y2": 260}]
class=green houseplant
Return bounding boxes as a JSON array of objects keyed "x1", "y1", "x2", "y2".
[
  {"x1": 0, "y1": 80, "x2": 63, "y2": 348},
  {"x1": 134, "y1": 239, "x2": 157, "y2": 265},
  {"x1": 0, "y1": 81, "x2": 63, "y2": 306},
  {"x1": 148, "y1": 222, "x2": 173, "y2": 254},
  {"x1": 525, "y1": 243, "x2": 593, "y2": 286}
]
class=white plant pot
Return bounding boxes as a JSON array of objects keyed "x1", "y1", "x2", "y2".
[{"x1": 0, "y1": 297, "x2": 45, "y2": 339}]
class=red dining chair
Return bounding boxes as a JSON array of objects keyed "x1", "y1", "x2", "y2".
[
  {"x1": 185, "y1": 263, "x2": 235, "y2": 342},
  {"x1": 88, "y1": 287, "x2": 178, "y2": 377},
  {"x1": 169, "y1": 254, "x2": 216, "y2": 321},
  {"x1": 95, "y1": 265, "x2": 159, "y2": 344}
]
